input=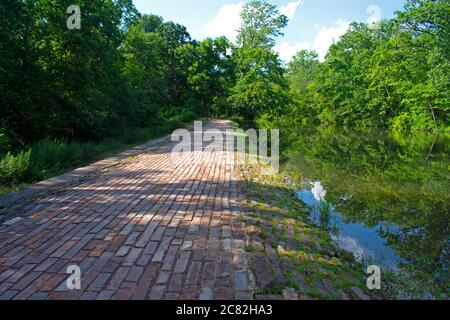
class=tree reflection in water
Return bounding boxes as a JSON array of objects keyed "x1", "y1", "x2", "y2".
[{"x1": 286, "y1": 128, "x2": 449, "y2": 297}]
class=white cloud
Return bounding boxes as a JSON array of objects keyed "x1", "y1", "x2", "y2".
[
  {"x1": 367, "y1": 5, "x2": 381, "y2": 25},
  {"x1": 204, "y1": 1, "x2": 303, "y2": 43},
  {"x1": 204, "y1": 2, "x2": 244, "y2": 42},
  {"x1": 311, "y1": 181, "x2": 326, "y2": 202},
  {"x1": 274, "y1": 19, "x2": 351, "y2": 63},
  {"x1": 279, "y1": 1, "x2": 303, "y2": 20},
  {"x1": 274, "y1": 41, "x2": 310, "y2": 62},
  {"x1": 205, "y1": 2, "x2": 349, "y2": 63},
  {"x1": 331, "y1": 235, "x2": 375, "y2": 262},
  {"x1": 312, "y1": 19, "x2": 350, "y2": 61}
]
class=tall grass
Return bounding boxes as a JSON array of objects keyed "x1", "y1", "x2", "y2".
[
  {"x1": 0, "y1": 150, "x2": 32, "y2": 185},
  {"x1": 0, "y1": 111, "x2": 199, "y2": 195}
]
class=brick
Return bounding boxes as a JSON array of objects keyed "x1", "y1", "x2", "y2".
[
  {"x1": 0, "y1": 290, "x2": 18, "y2": 300},
  {"x1": 149, "y1": 285, "x2": 166, "y2": 300},
  {"x1": 168, "y1": 274, "x2": 183, "y2": 292},
  {"x1": 51, "y1": 240, "x2": 77, "y2": 258},
  {"x1": 132, "y1": 263, "x2": 159, "y2": 299},
  {"x1": 252, "y1": 254, "x2": 274, "y2": 290},
  {"x1": 202, "y1": 262, "x2": 217, "y2": 281},
  {"x1": 63, "y1": 234, "x2": 95, "y2": 259},
  {"x1": 113, "y1": 282, "x2": 136, "y2": 300},
  {"x1": 29, "y1": 292, "x2": 48, "y2": 300},
  {"x1": 135, "y1": 222, "x2": 158, "y2": 248},
  {"x1": 174, "y1": 251, "x2": 191, "y2": 273},
  {"x1": 199, "y1": 285, "x2": 214, "y2": 300},
  {"x1": 7, "y1": 264, "x2": 36, "y2": 283},
  {"x1": 180, "y1": 284, "x2": 199, "y2": 300},
  {"x1": 150, "y1": 227, "x2": 165, "y2": 241},
  {"x1": 87, "y1": 273, "x2": 111, "y2": 292},
  {"x1": 185, "y1": 262, "x2": 201, "y2": 284},
  {"x1": 143, "y1": 241, "x2": 158, "y2": 255},
  {"x1": 161, "y1": 246, "x2": 178, "y2": 270},
  {"x1": 94, "y1": 251, "x2": 113, "y2": 268},
  {"x1": 80, "y1": 291, "x2": 98, "y2": 300},
  {"x1": 12, "y1": 271, "x2": 42, "y2": 291},
  {"x1": 156, "y1": 271, "x2": 171, "y2": 285},
  {"x1": 164, "y1": 292, "x2": 179, "y2": 300},
  {"x1": 215, "y1": 286, "x2": 232, "y2": 300},
  {"x1": 115, "y1": 245, "x2": 131, "y2": 257},
  {"x1": 235, "y1": 271, "x2": 248, "y2": 292},
  {"x1": 103, "y1": 256, "x2": 122, "y2": 273},
  {"x1": 40, "y1": 274, "x2": 66, "y2": 292},
  {"x1": 96, "y1": 290, "x2": 114, "y2": 300},
  {"x1": 126, "y1": 266, "x2": 143, "y2": 282},
  {"x1": 90, "y1": 241, "x2": 110, "y2": 257},
  {"x1": 106, "y1": 267, "x2": 130, "y2": 291}
]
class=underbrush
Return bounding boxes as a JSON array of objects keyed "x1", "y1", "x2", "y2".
[{"x1": 0, "y1": 110, "x2": 199, "y2": 195}]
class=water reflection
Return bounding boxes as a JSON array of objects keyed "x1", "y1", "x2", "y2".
[
  {"x1": 311, "y1": 181, "x2": 326, "y2": 202},
  {"x1": 286, "y1": 128, "x2": 449, "y2": 294},
  {"x1": 298, "y1": 184, "x2": 399, "y2": 269}
]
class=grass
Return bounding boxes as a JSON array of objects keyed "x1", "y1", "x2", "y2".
[
  {"x1": 237, "y1": 159, "x2": 377, "y2": 300},
  {"x1": 0, "y1": 113, "x2": 201, "y2": 196}
]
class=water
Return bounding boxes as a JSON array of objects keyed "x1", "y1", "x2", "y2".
[
  {"x1": 285, "y1": 128, "x2": 449, "y2": 294},
  {"x1": 298, "y1": 182, "x2": 400, "y2": 269}
]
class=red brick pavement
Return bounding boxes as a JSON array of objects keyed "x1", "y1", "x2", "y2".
[{"x1": 0, "y1": 120, "x2": 254, "y2": 300}]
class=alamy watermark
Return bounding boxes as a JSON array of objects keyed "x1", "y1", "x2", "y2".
[
  {"x1": 67, "y1": 5, "x2": 81, "y2": 30},
  {"x1": 170, "y1": 121, "x2": 280, "y2": 174},
  {"x1": 366, "y1": 265, "x2": 381, "y2": 290},
  {"x1": 66, "y1": 265, "x2": 81, "y2": 290}
]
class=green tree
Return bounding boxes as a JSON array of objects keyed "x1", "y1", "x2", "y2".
[
  {"x1": 230, "y1": 0, "x2": 291, "y2": 122},
  {"x1": 0, "y1": 0, "x2": 140, "y2": 144},
  {"x1": 177, "y1": 37, "x2": 235, "y2": 116},
  {"x1": 283, "y1": 0, "x2": 449, "y2": 131},
  {"x1": 157, "y1": 21, "x2": 192, "y2": 108},
  {"x1": 286, "y1": 50, "x2": 320, "y2": 93},
  {"x1": 237, "y1": 0, "x2": 288, "y2": 49},
  {"x1": 121, "y1": 14, "x2": 168, "y2": 123}
]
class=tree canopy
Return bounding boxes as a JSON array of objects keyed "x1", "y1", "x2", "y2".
[
  {"x1": 0, "y1": 0, "x2": 448, "y2": 153},
  {"x1": 281, "y1": 0, "x2": 449, "y2": 131}
]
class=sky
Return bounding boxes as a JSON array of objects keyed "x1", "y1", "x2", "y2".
[{"x1": 132, "y1": 0, "x2": 407, "y2": 61}]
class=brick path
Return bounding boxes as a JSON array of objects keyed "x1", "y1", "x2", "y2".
[{"x1": 0, "y1": 120, "x2": 254, "y2": 300}]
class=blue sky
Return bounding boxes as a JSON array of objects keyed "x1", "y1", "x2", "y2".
[{"x1": 132, "y1": 0, "x2": 407, "y2": 61}]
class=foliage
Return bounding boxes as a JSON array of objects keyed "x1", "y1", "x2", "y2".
[
  {"x1": 0, "y1": 132, "x2": 11, "y2": 156},
  {"x1": 230, "y1": 47, "x2": 291, "y2": 121},
  {"x1": 0, "y1": 0, "x2": 448, "y2": 299},
  {"x1": 0, "y1": 150, "x2": 31, "y2": 185},
  {"x1": 0, "y1": 1, "x2": 234, "y2": 192},
  {"x1": 286, "y1": 127, "x2": 450, "y2": 296},
  {"x1": 237, "y1": 0, "x2": 288, "y2": 49},
  {"x1": 0, "y1": 118, "x2": 195, "y2": 194},
  {"x1": 281, "y1": 0, "x2": 449, "y2": 131},
  {"x1": 177, "y1": 37, "x2": 236, "y2": 116},
  {"x1": 230, "y1": 0, "x2": 291, "y2": 123},
  {"x1": 0, "y1": 0, "x2": 448, "y2": 190}
]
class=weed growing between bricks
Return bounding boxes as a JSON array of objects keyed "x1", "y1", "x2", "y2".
[{"x1": 235, "y1": 158, "x2": 378, "y2": 300}]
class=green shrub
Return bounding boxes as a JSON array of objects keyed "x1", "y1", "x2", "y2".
[
  {"x1": 0, "y1": 133, "x2": 11, "y2": 156},
  {"x1": 179, "y1": 110, "x2": 197, "y2": 123},
  {"x1": 158, "y1": 106, "x2": 180, "y2": 119},
  {"x1": 31, "y1": 140, "x2": 63, "y2": 167},
  {"x1": 159, "y1": 106, "x2": 198, "y2": 129},
  {"x1": 0, "y1": 115, "x2": 199, "y2": 193},
  {"x1": 390, "y1": 113, "x2": 412, "y2": 132},
  {"x1": 0, "y1": 149, "x2": 32, "y2": 184}
]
